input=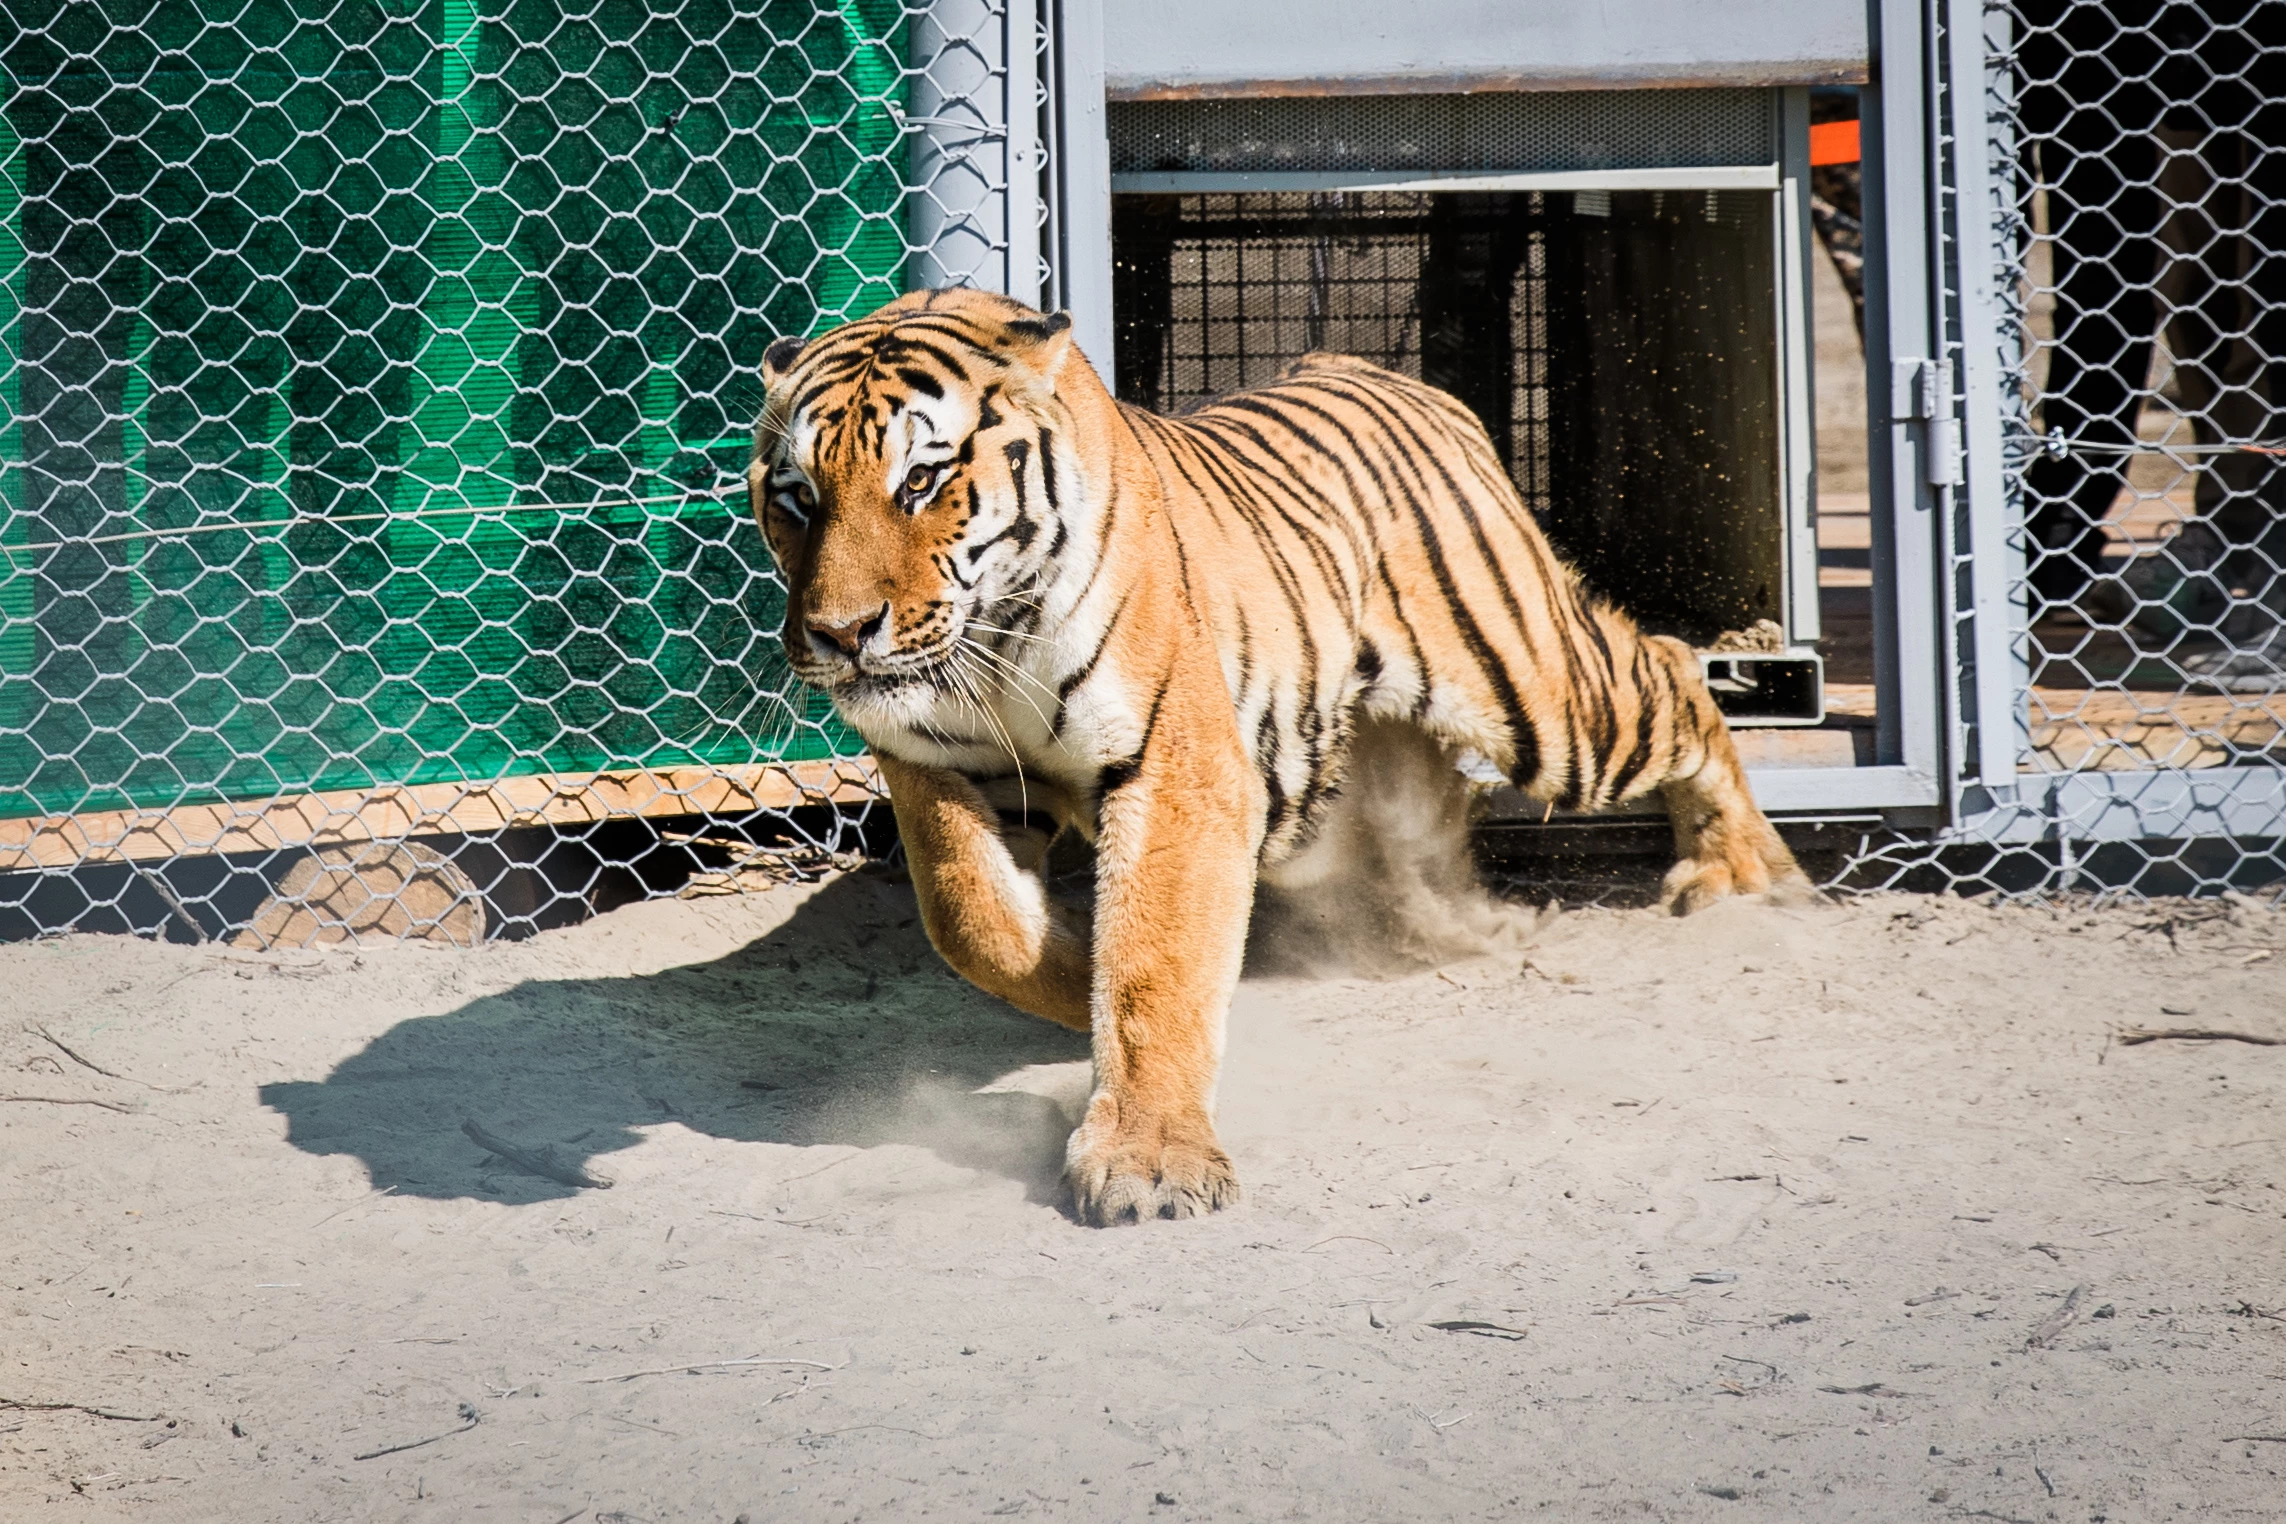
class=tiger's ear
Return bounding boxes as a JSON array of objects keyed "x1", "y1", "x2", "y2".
[
  {"x1": 762, "y1": 335, "x2": 806, "y2": 387},
  {"x1": 1004, "y1": 310, "x2": 1074, "y2": 394},
  {"x1": 753, "y1": 336, "x2": 807, "y2": 462}
]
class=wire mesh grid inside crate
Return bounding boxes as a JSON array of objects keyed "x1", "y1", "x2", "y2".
[
  {"x1": 0, "y1": 0, "x2": 1035, "y2": 942},
  {"x1": 1110, "y1": 191, "x2": 1554, "y2": 514}
]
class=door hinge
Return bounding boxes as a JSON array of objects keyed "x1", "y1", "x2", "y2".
[{"x1": 1890, "y1": 357, "x2": 1961, "y2": 486}]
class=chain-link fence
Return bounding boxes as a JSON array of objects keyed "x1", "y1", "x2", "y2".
[
  {"x1": 1, "y1": 0, "x2": 1050, "y2": 942},
  {"x1": 1834, "y1": 0, "x2": 2286, "y2": 900},
  {"x1": 7, "y1": 0, "x2": 2281, "y2": 942}
]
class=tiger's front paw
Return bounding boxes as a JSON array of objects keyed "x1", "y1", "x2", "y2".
[{"x1": 1064, "y1": 1095, "x2": 1240, "y2": 1225}]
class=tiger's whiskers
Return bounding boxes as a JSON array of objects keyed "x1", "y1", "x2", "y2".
[{"x1": 945, "y1": 645, "x2": 1032, "y2": 821}]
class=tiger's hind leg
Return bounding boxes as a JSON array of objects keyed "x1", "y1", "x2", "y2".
[
  {"x1": 1256, "y1": 718, "x2": 1527, "y2": 970},
  {"x1": 1635, "y1": 637, "x2": 1814, "y2": 915}
]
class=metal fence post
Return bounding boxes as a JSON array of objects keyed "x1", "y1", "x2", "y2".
[
  {"x1": 1946, "y1": 0, "x2": 2029, "y2": 795},
  {"x1": 1044, "y1": 0, "x2": 1113, "y2": 368},
  {"x1": 908, "y1": 0, "x2": 1012, "y2": 294},
  {"x1": 1863, "y1": 0, "x2": 1949, "y2": 804}
]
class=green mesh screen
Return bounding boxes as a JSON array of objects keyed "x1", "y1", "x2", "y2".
[{"x1": 0, "y1": 0, "x2": 917, "y2": 819}]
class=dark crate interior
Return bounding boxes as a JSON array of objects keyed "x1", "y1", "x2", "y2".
[{"x1": 1110, "y1": 189, "x2": 1785, "y2": 645}]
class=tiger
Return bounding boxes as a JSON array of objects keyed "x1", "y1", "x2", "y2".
[{"x1": 748, "y1": 287, "x2": 1809, "y2": 1226}]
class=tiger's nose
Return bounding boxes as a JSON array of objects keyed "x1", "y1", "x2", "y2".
[{"x1": 807, "y1": 604, "x2": 888, "y2": 658}]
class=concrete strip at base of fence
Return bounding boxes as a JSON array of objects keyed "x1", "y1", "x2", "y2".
[{"x1": 0, "y1": 760, "x2": 885, "y2": 874}]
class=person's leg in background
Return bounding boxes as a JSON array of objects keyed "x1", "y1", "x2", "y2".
[
  {"x1": 2015, "y1": 0, "x2": 2165, "y2": 611},
  {"x1": 2161, "y1": 2, "x2": 2286, "y2": 688}
]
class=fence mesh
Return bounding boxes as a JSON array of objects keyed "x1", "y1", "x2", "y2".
[
  {"x1": 1, "y1": 0, "x2": 1030, "y2": 942},
  {"x1": 2015, "y1": 0, "x2": 2286, "y2": 729},
  {"x1": 8, "y1": 1, "x2": 2283, "y2": 940},
  {"x1": 1835, "y1": 0, "x2": 2286, "y2": 902}
]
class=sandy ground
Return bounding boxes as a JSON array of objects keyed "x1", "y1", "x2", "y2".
[{"x1": 4, "y1": 877, "x2": 2284, "y2": 1523}]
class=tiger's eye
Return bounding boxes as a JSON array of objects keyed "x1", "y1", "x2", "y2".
[
  {"x1": 905, "y1": 464, "x2": 936, "y2": 496},
  {"x1": 793, "y1": 483, "x2": 815, "y2": 509}
]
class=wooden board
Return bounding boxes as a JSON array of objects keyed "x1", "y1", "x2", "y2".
[
  {"x1": 0, "y1": 759, "x2": 884, "y2": 872},
  {"x1": 2029, "y1": 690, "x2": 2286, "y2": 772}
]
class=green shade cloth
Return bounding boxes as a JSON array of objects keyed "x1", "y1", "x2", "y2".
[{"x1": 1, "y1": 0, "x2": 900, "y2": 820}]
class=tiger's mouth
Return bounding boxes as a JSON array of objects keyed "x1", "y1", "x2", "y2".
[{"x1": 789, "y1": 632, "x2": 962, "y2": 695}]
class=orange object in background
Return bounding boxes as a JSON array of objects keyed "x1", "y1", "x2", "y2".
[{"x1": 1810, "y1": 119, "x2": 1861, "y2": 166}]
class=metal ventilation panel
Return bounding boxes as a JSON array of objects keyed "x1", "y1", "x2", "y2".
[{"x1": 1109, "y1": 89, "x2": 1778, "y2": 178}]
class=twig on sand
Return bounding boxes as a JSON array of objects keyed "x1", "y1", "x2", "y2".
[
  {"x1": 29, "y1": 1026, "x2": 182, "y2": 1091},
  {"x1": 799, "y1": 1422, "x2": 938, "y2": 1442},
  {"x1": 1411, "y1": 1405, "x2": 1471, "y2": 1430},
  {"x1": 1427, "y1": 1320, "x2": 1530, "y2": 1340},
  {"x1": 1819, "y1": 1382, "x2": 1917, "y2": 1396},
  {"x1": 2226, "y1": 1435, "x2": 2286, "y2": 1444},
  {"x1": 1300, "y1": 1235, "x2": 1394, "y2": 1255},
  {"x1": 352, "y1": 1402, "x2": 479, "y2": 1461},
  {"x1": 578, "y1": 1356, "x2": 839, "y2": 1385},
  {"x1": 778, "y1": 1149, "x2": 865, "y2": 1186},
  {"x1": 2, "y1": 1398, "x2": 158, "y2": 1422},
  {"x1": 312, "y1": 1185, "x2": 397, "y2": 1229},
  {"x1": 461, "y1": 1119, "x2": 612, "y2": 1190},
  {"x1": 1, "y1": 1095, "x2": 139, "y2": 1113},
  {"x1": 2116, "y1": 1027, "x2": 2281, "y2": 1047},
  {"x1": 2026, "y1": 1284, "x2": 2090, "y2": 1350}
]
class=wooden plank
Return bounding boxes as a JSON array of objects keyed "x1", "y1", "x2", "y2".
[
  {"x1": 2030, "y1": 690, "x2": 2286, "y2": 772},
  {"x1": 0, "y1": 759, "x2": 884, "y2": 872}
]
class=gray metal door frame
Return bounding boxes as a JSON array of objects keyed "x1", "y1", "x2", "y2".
[
  {"x1": 1862, "y1": 0, "x2": 2286, "y2": 857},
  {"x1": 929, "y1": 0, "x2": 1116, "y2": 369},
  {"x1": 1025, "y1": 0, "x2": 2286, "y2": 866}
]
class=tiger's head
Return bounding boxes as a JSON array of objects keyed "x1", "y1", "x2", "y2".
[{"x1": 748, "y1": 288, "x2": 1083, "y2": 717}]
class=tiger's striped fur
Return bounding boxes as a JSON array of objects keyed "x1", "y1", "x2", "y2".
[{"x1": 749, "y1": 287, "x2": 1807, "y2": 1224}]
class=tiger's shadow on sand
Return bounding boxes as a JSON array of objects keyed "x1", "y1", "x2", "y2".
[{"x1": 259, "y1": 871, "x2": 1094, "y2": 1209}]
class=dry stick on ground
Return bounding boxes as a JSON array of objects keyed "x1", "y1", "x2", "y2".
[
  {"x1": 2, "y1": 1398, "x2": 157, "y2": 1422},
  {"x1": 29, "y1": 1026, "x2": 183, "y2": 1091},
  {"x1": 311, "y1": 1185, "x2": 397, "y2": 1229},
  {"x1": 578, "y1": 1356, "x2": 840, "y2": 1385},
  {"x1": 2116, "y1": 1027, "x2": 2283, "y2": 1047},
  {"x1": 2226, "y1": 1435, "x2": 2286, "y2": 1444},
  {"x1": 461, "y1": 1119, "x2": 612, "y2": 1190},
  {"x1": 1427, "y1": 1320, "x2": 1531, "y2": 1340},
  {"x1": 1, "y1": 1095, "x2": 139, "y2": 1114},
  {"x1": 1299, "y1": 1235, "x2": 1394, "y2": 1255},
  {"x1": 352, "y1": 1403, "x2": 479, "y2": 1462},
  {"x1": 2027, "y1": 1284, "x2": 2090, "y2": 1350},
  {"x1": 1818, "y1": 1382, "x2": 1921, "y2": 1397}
]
